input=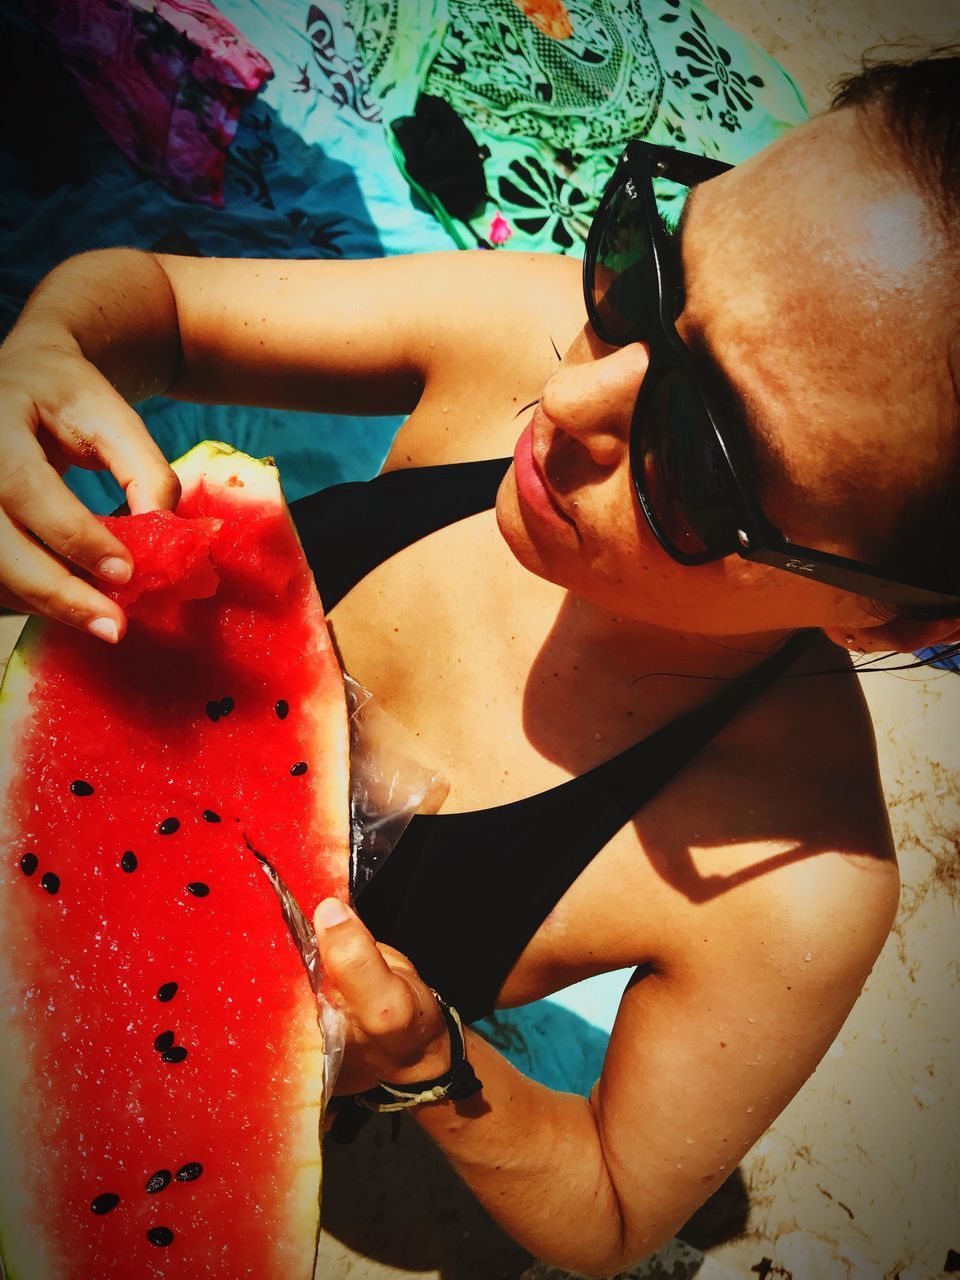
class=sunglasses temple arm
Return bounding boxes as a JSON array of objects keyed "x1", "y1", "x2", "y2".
[{"x1": 743, "y1": 544, "x2": 960, "y2": 613}]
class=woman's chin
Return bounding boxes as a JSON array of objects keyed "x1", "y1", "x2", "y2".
[{"x1": 496, "y1": 502, "x2": 543, "y2": 577}]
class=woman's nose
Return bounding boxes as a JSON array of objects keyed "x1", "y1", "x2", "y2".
[{"x1": 539, "y1": 340, "x2": 651, "y2": 469}]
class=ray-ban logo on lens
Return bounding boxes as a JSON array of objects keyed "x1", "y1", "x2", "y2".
[{"x1": 785, "y1": 558, "x2": 815, "y2": 573}]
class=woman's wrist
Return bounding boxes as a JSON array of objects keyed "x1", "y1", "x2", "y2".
[
  {"x1": 384, "y1": 1038, "x2": 452, "y2": 1086},
  {"x1": 379, "y1": 988, "x2": 453, "y2": 1085},
  {"x1": 358, "y1": 996, "x2": 482, "y2": 1111}
]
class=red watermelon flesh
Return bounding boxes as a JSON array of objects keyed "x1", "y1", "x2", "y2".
[{"x1": 0, "y1": 442, "x2": 350, "y2": 1279}]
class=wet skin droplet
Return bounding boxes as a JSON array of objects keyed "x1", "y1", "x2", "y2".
[
  {"x1": 147, "y1": 1226, "x2": 174, "y2": 1247},
  {"x1": 202, "y1": 810, "x2": 221, "y2": 824},
  {"x1": 41, "y1": 872, "x2": 60, "y2": 895},
  {"x1": 90, "y1": 1192, "x2": 120, "y2": 1215},
  {"x1": 155, "y1": 1031, "x2": 175, "y2": 1053},
  {"x1": 205, "y1": 701, "x2": 220, "y2": 723},
  {"x1": 145, "y1": 1169, "x2": 172, "y2": 1194},
  {"x1": 186, "y1": 882, "x2": 210, "y2": 898},
  {"x1": 157, "y1": 982, "x2": 178, "y2": 1003},
  {"x1": 275, "y1": 699, "x2": 289, "y2": 720},
  {"x1": 175, "y1": 1162, "x2": 203, "y2": 1182},
  {"x1": 161, "y1": 1046, "x2": 188, "y2": 1064},
  {"x1": 219, "y1": 696, "x2": 234, "y2": 716},
  {"x1": 70, "y1": 780, "x2": 94, "y2": 796},
  {"x1": 120, "y1": 851, "x2": 138, "y2": 873},
  {"x1": 19, "y1": 853, "x2": 38, "y2": 876},
  {"x1": 158, "y1": 818, "x2": 180, "y2": 836},
  {"x1": 290, "y1": 762, "x2": 308, "y2": 776}
]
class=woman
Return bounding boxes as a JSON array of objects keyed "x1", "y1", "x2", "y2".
[{"x1": 1, "y1": 54, "x2": 957, "y2": 1275}]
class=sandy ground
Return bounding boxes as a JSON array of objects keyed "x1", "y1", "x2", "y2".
[
  {"x1": 3, "y1": 4, "x2": 959, "y2": 1275},
  {"x1": 707, "y1": 0, "x2": 958, "y2": 115}
]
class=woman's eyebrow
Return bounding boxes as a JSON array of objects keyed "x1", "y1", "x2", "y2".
[
  {"x1": 671, "y1": 188, "x2": 781, "y2": 488},
  {"x1": 687, "y1": 325, "x2": 781, "y2": 489}
]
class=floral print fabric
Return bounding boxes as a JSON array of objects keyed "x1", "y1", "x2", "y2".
[
  {"x1": 302, "y1": 0, "x2": 808, "y2": 250},
  {"x1": 24, "y1": 0, "x2": 274, "y2": 206}
]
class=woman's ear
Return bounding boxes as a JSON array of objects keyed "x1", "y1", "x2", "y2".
[{"x1": 824, "y1": 617, "x2": 960, "y2": 655}]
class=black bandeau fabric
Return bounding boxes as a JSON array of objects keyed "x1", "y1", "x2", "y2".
[{"x1": 289, "y1": 460, "x2": 811, "y2": 1024}]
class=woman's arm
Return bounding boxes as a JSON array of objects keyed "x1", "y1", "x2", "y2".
[
  {"x1": 0, "y1": 250, "x2": 183, "y2": 633},
  {"x1": 315, "y1": 843, "x2": 899, "y2": 1277},
  {"x1": 0, "y1": 247, "x2": 562, "y2": 633}
]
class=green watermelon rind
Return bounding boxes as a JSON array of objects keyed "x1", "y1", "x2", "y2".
[
  {"x1": 0, "y1": 443, "x2": 347, "y2": 1279},
  {"x1": 0, "y1": 621, "x2": 53, "y2": 1280}
]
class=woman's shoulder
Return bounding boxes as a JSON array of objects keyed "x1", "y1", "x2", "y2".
[
  {"x1": 669, "y1": 631, "x2": 899, "y2": 972},
  {"x1": 382, "y1": 251, "x2": 587, "y2": 468},
  {"x1": 418, "y1": 249, "x2": 584, "y2": 382},
  {"x1": 636, "y1": 630, "x2": 895, "y2": 935}
]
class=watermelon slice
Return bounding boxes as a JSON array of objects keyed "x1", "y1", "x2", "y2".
[{"x1": 0, "y1": 442, "x2": 350, "y2": 1279}]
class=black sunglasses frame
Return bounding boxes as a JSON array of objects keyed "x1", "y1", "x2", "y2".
[{"x1": 583, "y1": 139, "x2": 960, "y2": 617}]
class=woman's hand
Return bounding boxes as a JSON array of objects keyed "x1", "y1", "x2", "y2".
[
  {"x1": 0, "y1": 330, "x2": 180, "y2": 639},
  {"x1": 313, "y1": 898, "x2": 450, "y2": 1099}
]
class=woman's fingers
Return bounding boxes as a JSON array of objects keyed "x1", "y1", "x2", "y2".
[
  {"x1": 77, "y1": 408, "x2": 180, "y2": 518},
  {"x1": 314, "y1": 899, "x2": 448, "y2": 1081},
  {"x1": 0, "y1": 508, "x2": 125, "y2": 640},
  {"x1": 1, "y1": 435, "x2": 134, "y2": 587},
  {"x1": 41, "y1": 378, "x2": 181, "y2": 515},
  {"x1": 315, "y1": 899, "x2": 420, "y2": 1038},
  {"x1": 0, "y1": 360, "x2": 180, "y2": 637}
]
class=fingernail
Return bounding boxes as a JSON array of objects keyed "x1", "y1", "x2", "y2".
[
  {"x1": 87, "y1": 617, "x2": 119, "y2": 644},
  {"x1": 315, "y1": 898, "x2": 351, "y2": 928},
  {"x1": 97, "y1": 556, "x2": 132, "y2": 585}
]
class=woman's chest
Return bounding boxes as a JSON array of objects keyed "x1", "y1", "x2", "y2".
[{"x1": 325, "y1": 514, "x2": 775, "y2": 1002}]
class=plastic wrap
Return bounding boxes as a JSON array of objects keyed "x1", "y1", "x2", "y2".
[
  {"x1": 243, "y1": 835, "x2": 345, "y2": 1111},
  {"x1": 245, "y1": 676, "x2": 449, "y2": 1109},
  {"x1": 345, "y1": 673, "x2": 449, "y2": 897}
]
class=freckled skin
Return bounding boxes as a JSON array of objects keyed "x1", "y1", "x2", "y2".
[
  {"x1": 495, "y1": 107, "x2": 959, "y2": 641},
  {"x1": 3, "y1": 98, "x2": 955, "y2": 1271}
]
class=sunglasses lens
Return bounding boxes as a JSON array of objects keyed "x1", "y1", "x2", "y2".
[
  {"x1": 590, "y1": 180, "x2": 664, "y2": 345},
  {"x1": 634, "y1": 368, "x2": 742, "y2": 560}
]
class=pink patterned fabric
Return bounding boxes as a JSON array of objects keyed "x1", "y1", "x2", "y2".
[{"x1": 25, "y1": 0, "x2": 273, "y2": 206}]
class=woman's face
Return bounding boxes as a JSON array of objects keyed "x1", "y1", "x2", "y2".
[{"x1": 496, "y1": 107, "x2": 957, "y2": 639}]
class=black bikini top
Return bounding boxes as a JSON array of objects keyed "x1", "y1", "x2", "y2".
[{"x1": 290, "y1": 460, "x2": 811, "y2": 1023}]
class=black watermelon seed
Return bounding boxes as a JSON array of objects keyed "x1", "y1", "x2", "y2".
[
  {"x1": 290, "y1": 762, "x2": 308, "y2": 777},
  {"x1": 145, "y1": 1169, "x2": 172, "y2": 1194},
  {"x1": 161, "y1": 1046, "x2": 188, "y2": 1064},
  {"x1": 120, "y1": 851, "x2": 138, "y2": 873},
  {"x1": 154, "y1": 1031, "x2": 175, "y2": 1053},
  {"x1": 201, "y1": 810, "x2": 221, "y2": 824},
  {"x1": 147, "y1": 1226, "x2": 174, "y2": 1248},
  {"x1": 275, "y1": 699, "x2": 289, "y2": 720},
  {"x1": 19, "y1": 853, "x2": 38, "y2": 877},
  {"x1": 175, "y1": 1162, "x2": 203, "y2": 1182},
  {"x1": 70, "y1": 780, "x2": 94, "y2": 797},
  {"x1": 41, "y1": 872, "x2": 60, "y2": 895},
  {"x1": 218, "y1": 696, "x2": 234, "y2": 716},
  {"x1": 157, "y1": 982, "x2": 178, "y2": 1003},
  {"x1": 90, "y1": 1192, "x2": 120, "y2": 1215},
  {"x1": 186, "y1": 882, "x2": 209, "y2": 898},
  {"x1": 158, "y1": 818, "x2": 180, "y2": 836},
  {"x1": 205, "y1": 701, "x2": 220, "y2": 723}
]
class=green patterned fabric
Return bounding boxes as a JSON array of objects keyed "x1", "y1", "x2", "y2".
[{"x1": 341, "y1": 0, "x2": 809, "y2": 249}]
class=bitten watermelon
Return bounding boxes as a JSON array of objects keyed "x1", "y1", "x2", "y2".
[{"x1": 0, "y1": 442, "x2": 350, "y2": 1279}]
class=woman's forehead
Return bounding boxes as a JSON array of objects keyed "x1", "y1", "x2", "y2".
[
  {"x1": 677, "y1": 111, "x2": 956, "y2": 539},
  {"x1": 686, "y1": 120, "x2": 948, "y2": 397}
]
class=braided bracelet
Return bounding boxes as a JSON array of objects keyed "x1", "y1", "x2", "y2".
[{"x1": 354, "y1": 991, "x2": 483, "y2": 1113}]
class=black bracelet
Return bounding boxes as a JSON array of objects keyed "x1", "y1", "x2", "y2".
[{"x1": 354, "y1": 991, "x2": 483, "y2": 1113}]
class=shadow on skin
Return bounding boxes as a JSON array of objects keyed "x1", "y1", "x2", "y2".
[
  {"x1": 520, "y1": 598, "x2": 889, "y2": 904},
  {"x1": 320, "y1": 1111, "x2": 534, "y2": 1278},
  {"x1": 319, "y1": 1001, "x2": 751, "y2": 1276}
]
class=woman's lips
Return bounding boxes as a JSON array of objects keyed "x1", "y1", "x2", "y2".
[{"x1": 513, "y1": 418, "x2": 577, "y2": 534}]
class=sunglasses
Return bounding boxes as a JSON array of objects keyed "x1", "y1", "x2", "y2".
[{"x1": 583, "y1": 139, "x2": 960, "y2": 617}]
